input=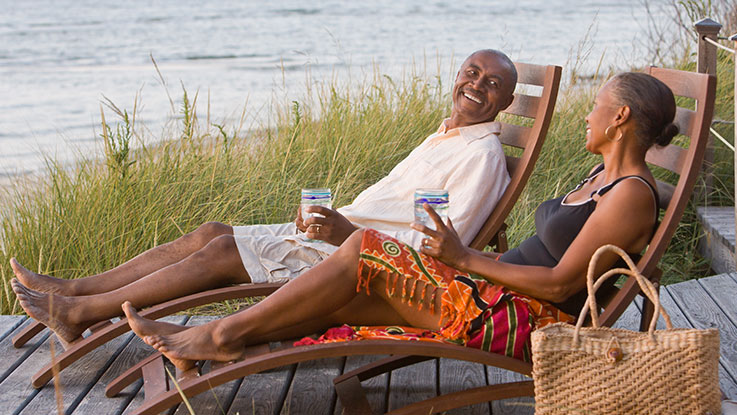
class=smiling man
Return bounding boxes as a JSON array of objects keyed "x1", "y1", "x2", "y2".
[
  {"x1": 450, "y1": 49, "x2": 516, "y2": 129},
  {"x1": 11, "y1": 50, "x2": 517, "y2": 344}
]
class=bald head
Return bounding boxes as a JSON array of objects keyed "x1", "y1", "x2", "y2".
[
  {"x1": 463, "y1": 49, "x2": 517, "y2": 95},
  {"x1": 448, "y1": 49, "x2": 517, "y2": 129}
]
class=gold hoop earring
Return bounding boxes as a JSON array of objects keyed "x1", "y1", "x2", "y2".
[{"x1": 605, "y1": 125, "x2": 623, "y2": 142}]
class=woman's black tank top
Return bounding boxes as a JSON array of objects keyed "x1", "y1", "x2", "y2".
[{"x1": 499, "y1": 164, "x2": 659, "y2": 315}]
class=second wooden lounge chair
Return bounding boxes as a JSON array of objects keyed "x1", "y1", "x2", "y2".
[
  {"x1": 108, "y1": 66, "x2": 716, "y2": 415},
  {"x1": 15, "y1": 61, "x2": 563, "y2": 389}
]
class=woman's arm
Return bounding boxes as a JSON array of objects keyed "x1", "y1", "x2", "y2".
[{"x1": 414, "y1": 178, "x2": 656, "y2": 303}]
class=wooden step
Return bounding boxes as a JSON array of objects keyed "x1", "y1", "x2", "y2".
[{"x1": 697, "y1": 206, "x2": 736, "y2": 274}]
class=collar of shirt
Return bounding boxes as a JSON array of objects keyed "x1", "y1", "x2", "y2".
[{"x1": 428, "y1": 118, "x2": 502, "y2": 147}]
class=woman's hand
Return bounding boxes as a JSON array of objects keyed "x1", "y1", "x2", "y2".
[{"x1": 411, "y1": 203, "x2": 471, "y2": 269}]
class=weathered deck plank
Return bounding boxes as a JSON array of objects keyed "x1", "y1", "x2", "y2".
[
  {"x1": 0, "y1": 323, "x2": 58, "y2": 414},
  {"x1": 0, "y1": 274, "x2": 735, "y2": 413},
  {"x1": 228, "y1": 364, "x2": 294, "y2": 415},
  {"x1": 439, "y1": 359, "x2": 490, "y2": 415},
  {"x1": 665, "y1": 279, "x2": 737, "y2": 383},
  {"x1": 697, "y1": 206, "x2": 736, "y2": 274},
  {"x1": 281, "y1": 357, "x2": 344, "y2": 414},
  {"x1": 0, "y1": 315, "x2": 25, "y2": 343},
  {"x1": 0, "y1": 318, "x2": 39, "y2": 384},
  {"x1": 76, "y1": 315, "x2": 189, "y2": 415},
  {"x1": 119, "y1": 316, "x2": 191, "y2": 415},
  {"x1": 387, "y1": 357, "x2": 436, "y2": 412},
  {"x1": 487, "y1": 368, "x2": 534, "y2": 415},
  {"x1": 660, "y1": 283, "x2": 737, "y2": 400},
  {"x1": 334, "y1": 355, "x2": 389, "y2": 415},
  {"x1": 18, "y1": 322, "x2": 140, "y2": 414},
  {"x1": 170, "y1": 316, "x2": 244, "y2": 415}
]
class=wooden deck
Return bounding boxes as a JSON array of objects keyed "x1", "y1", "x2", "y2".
[
  {"x1": 697, "y1": 206, "x2": 736, "y2": 275},
  {"x1": 1, "y1": 273, "x2": 736, "y2": 414}
]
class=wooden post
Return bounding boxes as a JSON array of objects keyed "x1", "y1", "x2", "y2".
[
  {"x1": 694, "y1": 18, "x2": 722, "y2": 203},
  {"x1": 732, "y1": 33, "x2": 737, "y2": 268},
  {"x1": 695, "y1": 18, "x2": 723, "y2": 74}
]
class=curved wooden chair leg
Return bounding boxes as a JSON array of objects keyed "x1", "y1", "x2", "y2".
[
  {"x1": 106, "y1": 352, "x2": 163, "y2": 397},
  {"x1": 386, "y1": 381, "x2": 534, "y2": 415},
  {"x1": 12, "y1": 320, "x2": 46, "y2": 348},
  {"x1": 334, "y1": 375, "x2": 375, "y2": 415}
]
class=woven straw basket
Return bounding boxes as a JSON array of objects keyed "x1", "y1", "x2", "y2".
[{"x1": 531, "y1": 244, "x2": 721, "y2": 415}]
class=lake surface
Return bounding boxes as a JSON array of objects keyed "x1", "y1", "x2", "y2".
[{"x1": 0, "y1": 0, "x2": 671, "y2": 177}]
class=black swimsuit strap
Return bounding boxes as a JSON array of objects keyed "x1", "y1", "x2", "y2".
[{"x1": 569, "y1": 164, "x2": 606, "y2": 193}]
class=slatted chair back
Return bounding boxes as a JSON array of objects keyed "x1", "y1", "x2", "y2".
[
  {"x1": 469, "y1": 62, "x2": 562, "y2": 251},
  {"x1": 599, "y1": 67, "x2": 717, "y2": 328}
]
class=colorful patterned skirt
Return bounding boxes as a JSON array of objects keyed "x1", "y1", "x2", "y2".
[{"x1": 296, "y1": 229, "x2": 573, "y2": 361}]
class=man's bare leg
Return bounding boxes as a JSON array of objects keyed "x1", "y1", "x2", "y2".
[
  {"x1": 124, "y1": 230, "x2": 444, "y2": 371},
  {"x1": 12, "y1": 234, "x2": 251, "y2": 343},
  {"x1": 11, "y1": 221, "x2": 236, "y2": 296}
]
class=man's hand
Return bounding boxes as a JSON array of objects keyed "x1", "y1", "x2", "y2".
[
  {"x1": 300, "y1": 206, "x2": 358, "y2": 246},
  {"x1": 410, "y1": 203, "x2": 471, "y2": 269}
]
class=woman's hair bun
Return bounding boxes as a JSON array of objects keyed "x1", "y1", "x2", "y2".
[{"x1": 655, "y1": 122, "x2": 679, "y2": 146}]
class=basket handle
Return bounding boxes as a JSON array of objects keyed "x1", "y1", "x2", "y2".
[{"x1": 573, "y1": 244, "x2": 673, "y2": 343}]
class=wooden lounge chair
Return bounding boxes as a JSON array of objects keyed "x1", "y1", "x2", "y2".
[
  {"x1": 14, "y1": 61, "x2": 563, "y2": 389},
  {"x1": 105, "y1": 66, "x2": 716, "y2": 415}
]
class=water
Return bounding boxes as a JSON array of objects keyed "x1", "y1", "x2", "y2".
[
  {"x1": 301, "y1": 188, "x2": 332, "y2": 242},
  {"x1": 301, "y1": 188, "x2": 333, "y2": 220},
  {"x1": 0, "y1": 0, "x2": 670, "y2": 178},
  {"x1": 415, "y1": 190, "x2": 450, "y2": 231}
]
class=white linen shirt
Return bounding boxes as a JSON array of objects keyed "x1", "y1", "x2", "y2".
[{"x1": 336, "y1": 118, "x2": 510, "y2": 250}]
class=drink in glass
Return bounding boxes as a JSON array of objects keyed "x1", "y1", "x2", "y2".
[
  {"x1": 414, "y1": 189, "x2": 449, "y2": 230},
  {"x1": 301, "y1": 188, "x2": 332, "y2": 240}
]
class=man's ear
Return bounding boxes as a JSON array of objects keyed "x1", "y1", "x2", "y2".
[{"x1": 500, "y1": 93, "x2": 514, "y2": 112}]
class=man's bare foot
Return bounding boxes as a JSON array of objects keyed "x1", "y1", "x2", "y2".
[
  {"x1": 122, "y1": 302, "x2": 245, "y2": 372},
  {"x1": 11, "y1": 279, "x2": 87, "y2": 343},
  {"x1": 10, "y1": 258, "x2": 73, "y2": 295}
]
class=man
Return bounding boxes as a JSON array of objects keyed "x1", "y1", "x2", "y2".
[
  {"x1": 11, "y1": 49, "x2": 516, "y2": 343},
  {"x1": 243, "y1": 48, "x2": 516, "y2": 282}
]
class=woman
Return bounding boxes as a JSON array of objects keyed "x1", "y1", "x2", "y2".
[{"x1": 14, "y1": 72, "x2": 678, "y2": 368}]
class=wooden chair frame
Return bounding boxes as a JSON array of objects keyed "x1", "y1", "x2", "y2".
[
  {"x1": 104, "y1": 67, "x2": 715, "y2": 415},
  {"x1": 14, "y1": 62, "x2": 562, "y2": 390}
]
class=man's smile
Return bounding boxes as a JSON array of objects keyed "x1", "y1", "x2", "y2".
[{"x1": 462, "y1": 90, "x2": 482, "y2": 104}]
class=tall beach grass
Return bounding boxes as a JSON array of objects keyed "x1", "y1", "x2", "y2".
[{"x1": 0, "y1": 1, "x2": 735, "y2": 315}]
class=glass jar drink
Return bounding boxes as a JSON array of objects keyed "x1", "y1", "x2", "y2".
[
  {"x1": 301, "y1": 188, "x2": 332, "y2": 221},
  {"x1": 414, "y1": 189, "x2": 449, "y2": 230}
]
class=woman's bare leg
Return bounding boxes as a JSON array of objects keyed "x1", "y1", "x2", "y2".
[
  {"x1": 11, "y1": 221, "x2": 235, "y2": 295},
  {"x1": 123, "y1": 230, "x2": 445, "y2": 370},
  {"x1": 12, "y1": 233, "x2": 250, "y2": 343}
]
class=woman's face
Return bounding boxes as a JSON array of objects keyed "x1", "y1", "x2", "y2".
[{"x1": 584, "y1": 81, "x2": 620, "y2": 154}]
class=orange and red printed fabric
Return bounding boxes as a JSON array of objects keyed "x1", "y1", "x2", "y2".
[{"x1": 296, "y1": 229, "x2": 573, "y2": 361}]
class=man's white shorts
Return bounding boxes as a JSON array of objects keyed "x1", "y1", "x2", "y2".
[{"x1": 232, "y1": 223, "x2": 338, "y2": 284}]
